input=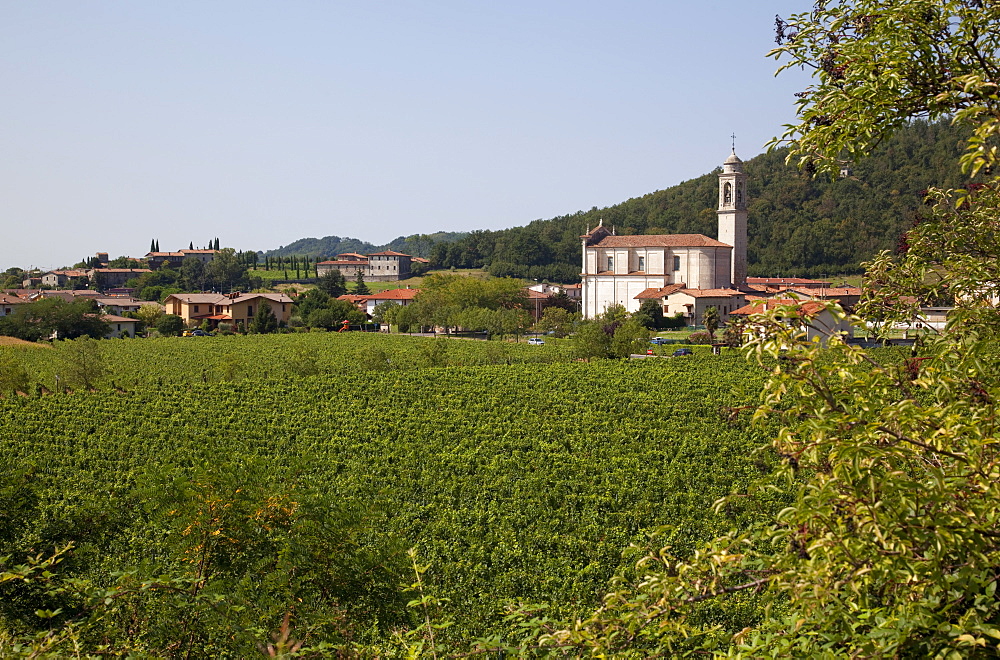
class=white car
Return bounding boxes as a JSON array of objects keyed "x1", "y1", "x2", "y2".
[{"x1": 527, "y1": 337, "x2": 545, "y2": 345}]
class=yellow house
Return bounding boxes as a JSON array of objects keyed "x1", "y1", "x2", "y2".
[{"x1": 163, "y1": 293, "x2": 293, "y2": 329}]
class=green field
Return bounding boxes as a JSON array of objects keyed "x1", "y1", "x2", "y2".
[{"x1": 0, "y1": 333, "x2": 778, "y2": 653}]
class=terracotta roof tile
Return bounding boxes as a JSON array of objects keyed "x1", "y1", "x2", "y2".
[
  {"x1": 634, "y1": 283, "x2": 686, "y2": 299},
  {"x1": 677, "y1": 288, "x2": 744, "y2": 298},
  {"x1": 730, "y1": 298, "x2": 827, "y2": 317},
  {"x1": 590, "y1": 233, "x2": 731, "y2": 248},
  {"x1": 368, "y1": 250, "x2": 411, "y2": 257},
  {"x1": 363, "y1": 288, "x2": 420, "y2": 301}
]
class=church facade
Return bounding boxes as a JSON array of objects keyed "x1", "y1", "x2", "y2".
[{"x1": 581, "y1": 150, "x2": 749, "y2": 321}]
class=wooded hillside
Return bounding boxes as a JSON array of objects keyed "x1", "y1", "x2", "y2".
[{"x1": 430, "y1": 119, "x2": 973, "y2": 281}]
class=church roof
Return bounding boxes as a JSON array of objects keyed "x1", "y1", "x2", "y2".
[
  {"x1": 635, "y1": 284, "x2": 686, "y2": 299},
  {"x1": 724, "y1": 151, "x2": 742, "y2": 164},
  {"x1": 678, "y1": 288, "x2": 744, "y2": 298},
  {"x1": 588, "y1": 233, "x2": 731, "y2": 248}
]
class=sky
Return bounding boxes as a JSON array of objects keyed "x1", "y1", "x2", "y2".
[{"x1": 1, "y1": 1, "x2": 814, "y2": 270}]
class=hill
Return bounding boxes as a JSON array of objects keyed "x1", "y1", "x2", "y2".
[
  {"x1": 429, "y1": 119, "x2": 973, "y2": 281},
  {"x1": 261, "y1": 231, "x2": 468, "y2": 259}
]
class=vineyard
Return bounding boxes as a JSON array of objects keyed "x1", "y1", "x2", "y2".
[{"x1": 0, "y1": 334, "x2": 779, "y2": 653}]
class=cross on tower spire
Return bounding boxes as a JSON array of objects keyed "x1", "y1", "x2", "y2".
[{"x1": 731, "y1": 132, "x2": 736, "y2": 153}]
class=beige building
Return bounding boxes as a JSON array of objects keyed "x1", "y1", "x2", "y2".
[
  {"x1": 316, "y1": 250, "x2": 413, "y2": 282},
  {"x1": 635, "y1": 284, "x2": 746, "y2": 325},
  {"x1": 164, "y1": 292, "x2": 293, "y2": 329},
  {"x1": 581, "y1": 150, "x2": 748, "y2": 319}
]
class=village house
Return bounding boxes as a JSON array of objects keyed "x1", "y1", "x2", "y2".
[
  {"x1": 316, "y1": 250, "x2": 414, "y2": 283},
  {"x1": 0, "y1": 294, "x2": 27, "y2": 317},
  {"x1": 635, "y1": 284, "x2": 746, "y2": 325},
  {"x1": 41, "y1": 270, "x2": 91, "y2": 288},
  {"x1": 103, "y1": 314, "x2": 139, "y2": 338},
  {"x1": 93, "y1": 296, "x2": 146, "y2": 316},
  {"x1": 730, "y1": 298, "x2": 854, "y2": 344},
  {"x1": 163, "y1": 292, "x2": 293, "y2": 329},
  {"x1": 145, "y1": 249, "x2": 218, "y2": 270}
]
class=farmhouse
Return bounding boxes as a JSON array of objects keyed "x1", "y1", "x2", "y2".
[
  {"x1": 730, "y1": 298, "x2": 854, "y2": 344},
  {"x1": 164, "y1": 292, "x2": 293, "y2": 329},
  {"x1": 582, "y1": 150, "x2": 748, "y2": 319},
  {"x1": 317, "y1": 250, "x2": 413, "y2": 282}
]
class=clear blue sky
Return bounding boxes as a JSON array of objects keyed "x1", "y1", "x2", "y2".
[{"x1": 1, "y1": 1, "x2": 813, "y2": 270}]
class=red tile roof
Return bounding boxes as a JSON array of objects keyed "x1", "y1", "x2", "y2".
[
  {"x1": 368, "y1": 250, "x2": 411, "y2": 257},
  {"x1": 634, "y1": 283, "x2": 686, "y2": 299},
  {"x1": 364, "y1": 288, "x2": 420, "y2": 301},
  {"x1": 677, "y1": 288, "x2": 744, "y2": 298},
  {"x1": 785, "y1": 286, "x2": 861, "y2": 297},
  {"x1": 319, "y1": 260, "x2": 368, "y2": 266},
  {"x1": 730, "y1": 298, "x2": 827, "y2": 317},
  {"x1": 589, "y1": 234, "x2": 731, "y2": 248},
  {"x1": 90, "y1": 268, "x2": 151, "y2": 274}
]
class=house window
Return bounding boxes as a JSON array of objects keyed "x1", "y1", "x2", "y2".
[
  {"x1": 194, "y1": 305, "x2": 199, "y2": 313},
  {"x1": 247, "y1": 305, "x2": 253, "y2": 316},
  {"x1": 673, "y1": 256, "x2": 681, "y2": 271},
  {"x1": 607, "y1": 256, "x2": 614, "y2": 272},
  {"x1": 637, "y1": 256, "x2": 645, "y2": 272}
]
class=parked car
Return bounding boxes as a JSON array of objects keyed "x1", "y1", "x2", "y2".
[
  {"x1": 527, "y1": 337, "x2": 545, "y2": 345},
  {"x1": 184, "y1": 329, "x2": 212, "y2": 337},
  {"x1": 649, "y1": 337, "x2": 669, "y2": 345},
  {"x1": 672, "y1": 347, "x2": 693, "y2": 357}
]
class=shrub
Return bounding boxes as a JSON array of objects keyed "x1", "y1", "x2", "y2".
[{"x1": 686, "y1": 331, "x2": 713, "y2": 345}]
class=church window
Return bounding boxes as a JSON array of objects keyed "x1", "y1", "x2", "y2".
[
  {"x1": 736, "y1": 183, "x2": 743, "y2": 205},
  {"x1": 673, "y1": 256, "x2": 681, "y2": 271},
  {"x1": 723, "y1": 182, "x2": 732, "y2": 205},
  {"x1": 637, "y1": 256, "x2": 645, "y2": 272},
  {"x1": 607, "y1": 256, "x2": 614, "y2": 272}
]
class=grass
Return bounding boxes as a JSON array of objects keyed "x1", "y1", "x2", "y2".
[{"x1": 0, "y1": 337, "x2": 51, "y2": 349}]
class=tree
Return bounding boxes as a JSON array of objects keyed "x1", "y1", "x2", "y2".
[
  {"x1": 249, "y1": 300, "x2": 278, "y2": 334},
  {"x1": 205, "y1": 248, "x2": 247, "y2": 292},
  {"x1": 107, "y1": 256, "x2": 132, "y2": 268},
  {"x1": 535, "y1": 306, "x2": 574, "y2": 338},
  {"x1": 180, "y1": 256, "x2": 206, "y2": 291},
  {"x1": 608, "y1": 318, "x2": 649, "y2": 358},
  {"x1": 633, "y1": 299, "x2": 664, "y2": 330},
  {"x1": 702, "y1": 306, "x2": 719, "y2": 339},
  {"x1": 156, "y1": 314, "x2": 185, "y2": 337},
  {"x1": 371, "y1": 300, "x2": 400, "y2": 326},
  {"x1": 353, "y1": 270, "x2": 370, "y2": 295},
  {"x1": 571, "y1": 320, "x2": 611, "y2": 361},
  {"x1": 308, "y1": 300, "x2": 365, "y2": 330},
  {"x1": 316, "y1": 270, "x2": 347, "y2": 297},
  {"x1": 135, "y1": 303, "x2": 164, "y2": 335},
  {"x1": 294, "y1": 287, "x2": 330, "y2": 320}
]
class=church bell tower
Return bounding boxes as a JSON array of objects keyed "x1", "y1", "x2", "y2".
[{"x1": 717, "y1": 149, "x2": 748, "y2": 287}]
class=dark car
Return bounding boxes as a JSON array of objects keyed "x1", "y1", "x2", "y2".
[
  {"x1": 672, "y1": 348, "x2": 693, "y2": 357},
  {"x1": 190, "y1": 329, "x2": 212, "y2": 337}
]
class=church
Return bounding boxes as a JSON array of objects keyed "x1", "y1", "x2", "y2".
[{"x1": 581, "y1": 150, "x2": 748, "y2": 323}]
